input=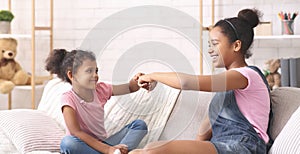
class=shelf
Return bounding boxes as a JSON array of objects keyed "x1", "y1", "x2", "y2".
[
  {"x1": 254, "y1": 35, "x2": 300, "y2": 40},
  {"x1": 5, "y1": 0, "x2": 54, "y2": 110},
  {"x1": 14, "y1": 84, "x2": 45, "y2": 90},
  {"x1": 0, "y1": 34, "x2": 31, "y2": 39}
]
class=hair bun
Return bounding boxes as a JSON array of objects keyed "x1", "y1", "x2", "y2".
[{"x1": 237, "y1": 8, "x2": 262, "y2": 28}]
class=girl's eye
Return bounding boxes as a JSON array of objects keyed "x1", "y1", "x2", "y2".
[
  {"x1": 208, "y1": 43, "x2": 217, "y2": 48},
  {"x1": 210, "y1": 43, "x2": 218, "y2": 47},
  {"x1": 208, "y1": 41, "x2": 218, "y2": 48},
  {"x1": 86, "y1": 69, "x2": 93, "y2": 73}
]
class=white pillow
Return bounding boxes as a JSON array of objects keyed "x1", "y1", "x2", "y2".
[
  {"x1": 37, "y1": 77, "x2": 72, "y2": 129},
  {"x1": 269, "y1": 106, "x2": 300, "y2": 154},
  {"x1": 0, "y1": 109, "x2": 65, "y2": 154},
  {"x1": 104, "y1": 82, "x2": 180, "y2": 148}
]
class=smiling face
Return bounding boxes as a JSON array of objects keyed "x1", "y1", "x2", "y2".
[
  {"x1": 71, "y1": 59, "x2": 99, "y2": 90},
  {"x1": 208, "y1": 26, "x2": 241, "y2": 69}
]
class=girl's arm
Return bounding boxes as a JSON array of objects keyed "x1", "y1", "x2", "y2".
[
  {"x1": 138, "y1": 70, "x2": 248, "y2": 92},
  {"x1": 112, "y1": 73, "x2": 143, "y2": 96},
  {"x1": 62, "y1": 106, "x2": 118, "y2": 154}
]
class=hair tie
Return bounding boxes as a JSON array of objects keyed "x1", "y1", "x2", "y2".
[{"x1": 224, "y1": 19, "x2": 240, "y2": 40}]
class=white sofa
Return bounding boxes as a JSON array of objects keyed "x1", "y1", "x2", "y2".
[{"x1": 0, "y1": 78, "x2": 300, "y2": 154}]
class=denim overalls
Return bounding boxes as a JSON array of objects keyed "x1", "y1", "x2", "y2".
[{"x1": 209, "y1": 66, "x2": 270, "y2": 154}]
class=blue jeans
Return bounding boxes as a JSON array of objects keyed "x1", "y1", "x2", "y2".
[{"x1": 60, "y1": 119, "x2": 148, "y2": 154}]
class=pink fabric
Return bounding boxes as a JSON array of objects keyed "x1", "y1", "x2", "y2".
[
  {"x1": 231, "y1": 67, "x2": 270, "y2": 143},
  {"x1": 61, "y1": 82, "x2": 113, "y2": 141}
]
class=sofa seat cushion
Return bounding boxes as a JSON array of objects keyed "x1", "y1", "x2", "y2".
[
  {"x1": 269, "y1": 87, "x2": 300, "y2": 141},
  {"x1": 268, "y1": 106, "x2": 300, "y2": 153},
  {"x1": 0, "y1": 109, "x2": 65, "y2": 154}
]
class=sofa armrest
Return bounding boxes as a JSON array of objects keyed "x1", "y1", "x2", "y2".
[{"x1": 159, "y1": 90, "x2": 213, "y2": 140}]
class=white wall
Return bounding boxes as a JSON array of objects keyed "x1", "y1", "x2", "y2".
[
  {"x1": 1, "y1": 0, "x2": 300, "y2": 109},
  {"x1": 1, "y1": 0, "x2": 300, "y2": 76}
]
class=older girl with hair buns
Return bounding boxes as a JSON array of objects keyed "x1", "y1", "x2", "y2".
[{"x1": 131, "y1": 8, "x2": 272, "y2": 154}]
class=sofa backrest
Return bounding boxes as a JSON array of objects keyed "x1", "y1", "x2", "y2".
[
  {"x1": 160, "y1": 87, "x2": 300, "y2": 142},
  {"x1": 37, "y1": 78, "x2": 299, "y2": 143},
  {"x1": 159, "y1": 90, "x2": 213, "y2": 140},
  {"x1": 269, "y1": 87, "x2": 300, "y2": 141}
]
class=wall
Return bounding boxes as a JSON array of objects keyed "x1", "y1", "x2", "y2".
[{"x1": 1, "y1": 0, "x2": 300, "y2": 109}]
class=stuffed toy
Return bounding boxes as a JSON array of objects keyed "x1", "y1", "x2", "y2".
[
  {"x1": 264, "y1": 59, "x2": 281, "y2": 90},
  {"x1": 0, "y1": 37, "x2": 51, "y2": 94}
]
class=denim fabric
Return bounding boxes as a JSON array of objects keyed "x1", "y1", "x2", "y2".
[
  {"x1": 60, "y1": 119, "x2": 148, "y2": 154},
  {"x1": 209, "y1": 66, "x2": 268, "y2": 154},
  {"x1": 209, "y1": 92, "x2": 266, "y2": 154}
]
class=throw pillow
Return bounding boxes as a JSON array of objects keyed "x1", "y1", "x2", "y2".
[
  {"x1": 0, "y1": 109, "x2": 65, "y2": 153},
  {"x1": 37, "y1": 77, "x2": 71, "y2": 129},
  {"x1": 104, "y1": 82, "x2": 180, "y2": 148},
  {"x1": 268, "y1": 106, "x2": 300, "y2": 153},
  {"x1": 269, "y1": 87, "x2": 300, "y2": 140}
]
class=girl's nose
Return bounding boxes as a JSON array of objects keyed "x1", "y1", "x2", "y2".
[
  {"x1": 93, "y1": 71, "x2": 99, "y2": 77},
  {"x1": 208, "y1": 47, "x2": 214, "y2": 54}
]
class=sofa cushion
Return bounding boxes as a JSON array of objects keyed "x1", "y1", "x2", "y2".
[
  {"x1": 269, "y1": 87, "x2": 300, "y2": 141},
  {"x1": 268, "y1": 106, "x2": 300, "y2": 153},
  {"x1": 0, "y1": 127, "x2": 18, "y2": 153},
  {"x1": 159, "y1": 90, "x2": 213, "y2": 140},
  {"x1": 105, "y1": 82, "x2": 180, "y2": 148},
  {"x1": 0, "y1": 109, "x2": 65, "y2": 153},
  {"x1": 37, "y1": 77, "x2": 71, "y2": 129}
]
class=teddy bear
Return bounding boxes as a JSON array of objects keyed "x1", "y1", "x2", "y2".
[
  {"x1": 0, "y1": 37, "x2": 51, "y2": 94},
  {"x1": 263, "y1": 59, "x2": 281, "y2": 90}
]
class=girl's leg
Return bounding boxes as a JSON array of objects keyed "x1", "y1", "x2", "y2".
[
  {"x1": 105, "y1": 119, "x2": 148, "y2": 151},
  {"x1": 130, "y1": 140, "x2": 217, "y2": 154},
  {"x1": 60, "y1": 135, "x2": 101, "y2": 154}
]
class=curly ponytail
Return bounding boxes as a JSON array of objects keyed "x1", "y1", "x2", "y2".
[{"x1": 45, "y1": 49, "x2": 96, "y2": 84}]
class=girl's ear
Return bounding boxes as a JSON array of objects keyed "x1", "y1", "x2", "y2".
[
  {"x1": 233, "y1": 40, "x2": 242, "y2": 52},
  {"x1": 67, "y1": 70, "x2": 73, "y2": 81}
]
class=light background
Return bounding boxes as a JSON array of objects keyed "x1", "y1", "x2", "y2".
[{"x1": 0, "y1": 0, "x2": 300, "y2": 109}]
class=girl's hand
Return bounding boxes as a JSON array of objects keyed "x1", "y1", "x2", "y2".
[
  {"x1": 129, "y1": 72, "x2": 145, "y2": 93},
  {"x1": 113, "y1": 149, "x2": 121, "y2": 154},
  {"x1": 113, "y1": 144, "x2": 128, "y2": 154},
  {"x1": 132, "y1": 72, "x2": 144, "y2": 82},
  {"x1": 138, "y1": 74, "x2": 157, "y2": 91},
  {"x1": 107, "y1": 146, "x2": 118, "y2": 154}
]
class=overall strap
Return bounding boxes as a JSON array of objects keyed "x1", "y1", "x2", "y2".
[
  {"x1": 247, "y1": 65, "x2": 274, "y2": 150},
  {"x1": 247, "y1": 66, "x2": 271, "y2": 92}
]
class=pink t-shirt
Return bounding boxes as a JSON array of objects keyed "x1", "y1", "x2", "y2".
[
  {"x1": 61, "y1": 82, "x2": 113, "y2": 141},
  {"x1": 232, "y1": 67, "x2": 270, "y2": 143}
]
